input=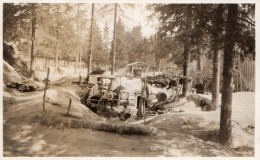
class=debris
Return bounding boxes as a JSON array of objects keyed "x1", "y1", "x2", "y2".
[
  {"x1": 242, "y1": 125, "x2": 255, "y2": 135},
  {"x1": 6, "y1": 82, "x2": 39, "y2": 92}
]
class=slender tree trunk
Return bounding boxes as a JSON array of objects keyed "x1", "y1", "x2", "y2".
[
  {"x1": 211, "y1": 4, "x2": 224, "y2": 111},
  {"x1": 87, "y1": 3, "x2": 95, "y2": 78},
  {"x1": 219, "y1": 4, "x2": 238, "y2": 146},
  {"x1": 55, "y1": 40, "x2": 59, "y2": 72},
  {"x1": 159, "y1": 59, "x2": 161, "y2": 72},
  {"x1": 54, "y1": 5, "x2": 59, "y2": 73},
  {"x1": 197, "y1": 49, "x2": 203, "y2": 71},
  {"x1": 75, "y1": 4, "x2": 80, "y2": 73},
  {"x1": 211, "y1": 49, "x2": 221, "y2": 110},
  {"x1": 182, "y1": 5, "x2": 192, "y2": 97},
  {"x1": 79, "y1": 41, "x2": 82, "y2": 70},
  {"x1": 111, "y1": 3, "x2": 117, "y2": 75},
  {"x1": 183, "y1": 43, "x2": 191, "y2": 97},
  {"x1": 30, "y1": 16, "x2": 37, "y2": 78},
  {"x1": 79, "y1": 22, "x2": 83, "y2": 69},
  {"x1": 79, "y1": 23, "x2": 83, "y2": 70}
]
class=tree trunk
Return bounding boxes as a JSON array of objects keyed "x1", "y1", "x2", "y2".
[
  {"x1": 75, "y1": 4, "x2": 80, "y2": 73},
  {"x1": 159, "y1": 59, "x2": 161, "y2": 72},
  {"x1": 219, "y1": 4, "x2": 238, "y2": 146},
  {"x1": 182, "y1": 5, "x2": 192, "y2": 97},
  {"x1": 54, "y1": 5, "x2": 59, "y2": 73},
  {"x1": 211, "y1": 49, "x2": 221, "y2": 110},
  {"x1": 183, "y1": 43, "x2": 191, "y2": 97},
  {"x1": 30, "y1": 16, "x2": 37, "y2": 78},
  {"x1": 211, "y1": 4, "x2": 224, "y2": 111},
  {"x1": 87, "y1": 3, "x2": 94, "y2": 78},
  {"x1": 55, "y1": 40, "x2": 59, "y2": 72},
  {"x1": 197, "y1": 49, "x2": 203, "y2": 71},
  {"x1": 211, "y1": 4, "x2": 224, "y2": 110},
  {"x1": 79, "y1": 35, "x2": 82, "y2": 70},
  {"x1": 111, "y1": 3, "x2": 118, "y2": 75}
]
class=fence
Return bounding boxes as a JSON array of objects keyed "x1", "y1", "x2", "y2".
[{"x1": 238, "y1": 58, "x2": 255, "y2": 92}]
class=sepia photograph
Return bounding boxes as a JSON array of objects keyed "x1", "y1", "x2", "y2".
[{"x1": 2, "y1": 0, "x2": 257, "y2": 158}]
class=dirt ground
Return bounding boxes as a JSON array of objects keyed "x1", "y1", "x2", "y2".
[
  {"x1": 3, "y1": 91, "x2": 254, "y2": 157},
  {"x1": 2, "y1": 67, "x2": 255, "y2": 157}
]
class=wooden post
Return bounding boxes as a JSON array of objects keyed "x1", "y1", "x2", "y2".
[
  {"x1": 44, "y1": 55, "x2": 47, "y2": 70},
  {"x1": 79, "y1": 71, "x2": 81, "y2": 85},
  {"x1": 117, "y1": 76, "x2": 121, "y2": 107},
  {"x1": 47, "y1": 57, "x2": 50, "y2": 71},
  {"x1": 43, "y1": 68, "x2": 50, "y2": 112},
  {"x1": 143, "y1": 95, "x2": 146, "y2": 124},
  {"x1": 143, "y1": 99, "x2": 146, "y2": 124},
  {"x1": 67, "y1": 98, "x2": 72, "y2": 115}
]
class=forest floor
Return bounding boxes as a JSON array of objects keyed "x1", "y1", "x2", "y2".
[{"x1": 2, "y1": 66, "x2": 256, "y2": 157}]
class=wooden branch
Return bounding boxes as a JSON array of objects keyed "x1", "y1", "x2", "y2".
[{"x1": 43, "y1": 68, "x2": 50, "y2": 112}]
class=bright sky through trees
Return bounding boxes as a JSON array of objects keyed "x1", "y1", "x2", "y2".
[{"x1": 96, "y1": 3, "x2": 157, "y2": 40}]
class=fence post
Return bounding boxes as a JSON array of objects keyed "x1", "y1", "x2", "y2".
[
  {"x1": 43, "y1": 68, "x2": 50, "y2": 112},
  {"x1": 79, "y1": 71, "x2": 81, "y2": 85},
  {"x1": 67, "y1": 98, "x2": 72, "y2": 115}
]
